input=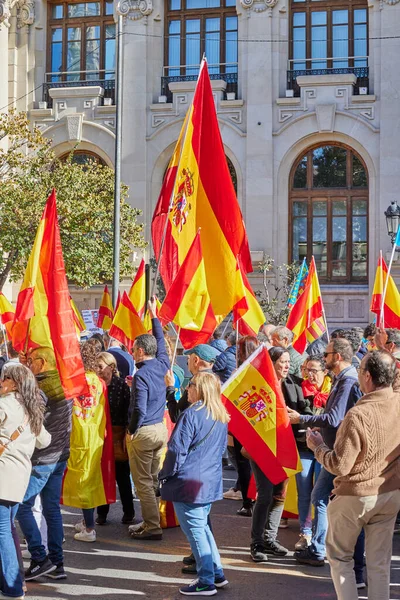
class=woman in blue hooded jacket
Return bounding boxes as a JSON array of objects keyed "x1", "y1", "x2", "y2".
[{"x1": 159, "y1": 372, "x2": 230, "y2": 597}]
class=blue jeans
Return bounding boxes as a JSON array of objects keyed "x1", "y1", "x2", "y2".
[
  {"x1": 0, "y1": 501, "x2": 24, "y2": 598},
  {"x1": 17, "y1": 461, "x2": 66, "y2": 565},
  {"x1": 82, "y1": 508, "x2": 95, "y2": 529},
  {"x1": 295, "y1": 450, "x2": 322, "y2": 536},
  {"x1": 309, "y1": 467, "x2": 335, "y2": 560},
  {"x1": 173, "y1": 502, "x2": 224, "y2": 586}
]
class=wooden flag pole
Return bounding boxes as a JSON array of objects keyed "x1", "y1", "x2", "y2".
[{"x1": 171, "y1": 327, "x2": 181, "y2": 366}]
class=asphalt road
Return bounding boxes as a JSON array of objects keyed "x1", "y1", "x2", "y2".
[{"x1": 22, "y1": 472, "x2": 400, "y2": 600}]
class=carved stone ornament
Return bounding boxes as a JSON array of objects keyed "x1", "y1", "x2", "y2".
[
  {"x1": 382, "y1": 0, "x2": 400, "y2": 4},
  {"x1": 0, "y1": 0, "x2": 12, "y2": 28},
  {"x1": 17, "y1": 0, "x2": 34, "y2": 28},
  {"x1": 240, "y1": 0, "x2": 278, "y2": 11},
  {"x1": 116, "y1": 0, "x2": 153, "y2": 20}
]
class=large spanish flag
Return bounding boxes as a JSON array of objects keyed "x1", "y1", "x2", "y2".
[
  {"x1": 370, "y1": 255, "x2": 400, "y2": 328},
  {"x1": 222, "y1": 345, "x2": 301, "y2": 484},
  {"x1": 234, "y1": 259, "x2": 265, "y2": 337},
  {"x1": 0, "y1": 292, "x2": 15, "y2": 338},
  {"x1": 61, "y1": 372, "x2": 116, "y2": 508},
  {"x1": 286, "y1": 257, "x2": 326, "y2": 354},
  {"x1": 152, "y1": 59, "x2": 252, "y2": 321},
  {"x1": 128, "y1": 259, "x2": 146, "y2": 318},
  {"x1": 11, "y1": 190, "x2": 89, "y2": 400},
  {"x1": 158, "y1": 231, "x2": 217, "y2": 348},
  {"x1": 97, "y1": 285, "x2": 114, "y2": 330},
  {"x1": 109, "y1": 291, "x2": 146, "y2": 351}
]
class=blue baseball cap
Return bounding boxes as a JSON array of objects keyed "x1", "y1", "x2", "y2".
[{"x1": 184, "y1": 344, "x2": 220, "y2": 364}]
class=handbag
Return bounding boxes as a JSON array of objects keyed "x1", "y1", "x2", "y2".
[
  {"x1": 112, "y1": 426, "x2": 129, "y2": 462},
  {"x1": 0, "y1": 419, "x2": 28, "y2": 457}
]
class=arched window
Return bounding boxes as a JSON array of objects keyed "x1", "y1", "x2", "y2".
[
  {"x1": 289, "y1": 144, "x2": 368, "y2": 283},
  {"x1": 60, "y1": 150, "x2": 105, "y2": 165}
]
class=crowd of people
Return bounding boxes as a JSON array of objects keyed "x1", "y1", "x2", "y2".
[{"x1": 0, "y1": 298, "x2": 399, "y2": 599}]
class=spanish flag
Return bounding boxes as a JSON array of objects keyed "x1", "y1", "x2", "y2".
[
  {"x1": 11, "y1": 190, "x2": 89, "y2": 400},
  {"x1": 152, "y1": 59, "x2": 252, "y2": 322},
  {"x1": 109, "y1": 291, "x2": 146, "y2": 351},
  {"x1": 158, "y1": 231, "x2": 217, "y2": 348},
  {"x1": 222, "y1": 345, "x2": 301, "y2": 484},
  {"x1": 233, "y1": 259, "x2": 265, "y2": 337},
  {"x1": 0, "y1": 292, "x2": 15, "y2": 338},
  {"x1": 143, "y1": 297, "x2": 162, "y2": 333},
  {"x1": 286, "y1": 257, "x2": 326, "y2": 354},
  {"x1": 370, "y1": 255, "x2": 400, "y2": 328},
  {"x1": 70, "y1": 297, "x2": 85, "y2": 333},
  {"x1": 97, "y1": 285, "x2": 114, "y2": 330},
  {"x1": 61, "y1": 372, "x2": 116, "y2": 508},
  {"x1": 128, "y1": 259, "x2": 146, "y2": 318}
]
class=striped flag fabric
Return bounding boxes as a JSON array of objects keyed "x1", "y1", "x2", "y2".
[
  {"x1": 0, "y1": 292, "x2": 15, "y2": 337},
  {"x1": 128, "y1": 259, "x2": 146, "y2": 318},
  {"x1": 287, "y1": 258, "x2": 308, "y2": 311},
  {"x1": 221, "y1": 344, "x2": 301, "y2": 484},
  {"x1": 370, "y1": 255, "x2": 400, "y2": 328},
  {"x1": 70, "y1": 297, "x2": 85, "y2": 333},
  {"x1": 97, "y1": 285, "x2": 114, "y2": 330},
  {"x1": 11, "y1": 190, "x2": 89, "y2": 400},
  {"x1": 158, "y1": 230, "x2": 217, "y2": 348},
  {"x1": 286, "y1": 257, "x2": 326, "y2": 354},
  {"x1": 109, "y1": 292, "x2": 146, "y2": 352},
  {"x1": 152, "y1": 59, "x2": 252, "y2": 322}
]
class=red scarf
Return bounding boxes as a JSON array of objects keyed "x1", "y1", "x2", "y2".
[{"x1": 302, "y1": 379, "x2": 330, "y2": 409}]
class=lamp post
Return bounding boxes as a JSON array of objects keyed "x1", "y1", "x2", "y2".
[{"x1": 384, "y1": 201, "x2": 400, "y2": 246}]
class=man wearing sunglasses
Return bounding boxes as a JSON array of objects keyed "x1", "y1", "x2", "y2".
[{"x1": 288, "y1": 338, "x2": 361, "y2": 567}]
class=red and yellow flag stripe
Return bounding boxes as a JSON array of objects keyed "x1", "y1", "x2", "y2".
[
  {"x1": 370, "y1": 255, "x2": 400, "y2": 329},
  {"x1": 109, "y1": 291, "x2": 146, "y2": 352},
  {"x1": 97, "y1": 285, "x2": 114, "y2": 330},
  {"x1": 128, "y1": 259, "x2": 146, "y2": 318}
]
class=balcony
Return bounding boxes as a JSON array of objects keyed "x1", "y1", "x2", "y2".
[
  {"x1": 287, "y1": 57, "x2": 369, "y2": 97},
  {"x1": 161, "y1": 63, "x2": 238, "y2": 103},
  {"x1": 43, "y1": 70, "x2": 115, "y2": 108}
]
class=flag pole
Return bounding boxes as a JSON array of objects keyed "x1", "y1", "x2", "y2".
[
  {"x1": 321, "y1": 305, "x2": 330, "y2": 343},
  {"x1": 151, "y1": 59, "x2": 207, "y2": 298},
  {"x1": 171, "y1": 327, "x2": 181, "y2": 366},
  {"x1": 379, "y1": 249, "x2": 385, "y2": 327},
  {"x1": 235, "y1": 320, "x2": 240, "y2": 368},
  {"x1": 221, "y1": 313, "x2": 232, "y2": 338},
  {"x1": 0, "y1": 322, "x2": 9, "y2": 360},
  {"x1": 381, "y1": 242, "x2": 398, "y2": 327}
]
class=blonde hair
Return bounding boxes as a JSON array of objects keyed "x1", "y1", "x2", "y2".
[
  {"x1": 97, "y1": 352, "x2": 118, "y2": 375},
  {"x1": 191, "y1": 372, "x2": 230, "y2": 424}
]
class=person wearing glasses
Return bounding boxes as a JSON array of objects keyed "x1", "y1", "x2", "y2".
[
  {"x1": 288, "y1": 338, "x2": 361, "y2": 568},
  {"x1": 17, "y1": 346, "x2": 73, "y2": 582},
  {"x1": 0, "y1": 363, "x2": 51, "y2": 600}
]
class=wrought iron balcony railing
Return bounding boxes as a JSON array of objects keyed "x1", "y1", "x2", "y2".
[
  {"x1": 43, "y1": 70, "x2": 115, "y2": 108},
  {"x1": 161, "y1": 63, "x2": 238, "y2": 103},
  {"x1": 287, "y1": 57, "x2": 369, "y2": 97}
]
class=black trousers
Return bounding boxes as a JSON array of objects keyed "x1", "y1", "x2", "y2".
[
  {"x1": 233, "y1": 436, "x2": 252, "y2": 509},
  {"x1": 97, "y1": 460, "x2": 135, "y2": 518}
]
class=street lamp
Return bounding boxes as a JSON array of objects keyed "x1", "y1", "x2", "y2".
[{"x1": 384, "y1": 201, "x2": 400, "y2": 245}]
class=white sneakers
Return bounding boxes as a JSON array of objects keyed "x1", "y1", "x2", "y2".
[
  {"x1": 128, "y1": 521, "x2": 145, "y2": 534},
  {"x1": 74, "y1": 529, "x2": 96, "y2": 543},
  {"x1": 223, "y1": 488, "x2": 242, "y2": 501},
  {"x1": 279, "y1": 518, "x2": 289, "y2": 529},
  {"x1": 74, "y1": 520, "x2": 86, "y2": 533},
  {"x1": 295, "y1": 534, "x2": 312, "y2": 551}
]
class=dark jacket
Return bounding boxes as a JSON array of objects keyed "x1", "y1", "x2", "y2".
[
  {"x1": 299, "y1": 365, "x2": 361, "y2": 449},
  {"x1": 107, "y1": 374, "x2": 131, "y2": 427},
  {"x1": 32, "y1": 370, "x2": 73, "y2": 466},
  {"x1": 212, "y1": 346, "x2": 236, "y2": 384},
  {"x1": 107, "y1": 347, "x2": 135, "y2": 380},
  {"x1": 209, "y1": 339, "x2": 227, "y2": 353},
  {"x1": 166, "y1": 367, "x2": 214, "y2": 423},
  {"x1": 281, "y1": 374, "x2": 312, "y2": 450},
  {"x1": 159, "y1": 400, "x2": 228, "y2": 503},
  {"x1": 128, "y1": 318, "x2": 170, "y2": 434}
]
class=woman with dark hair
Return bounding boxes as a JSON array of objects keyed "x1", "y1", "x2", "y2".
[
  {"x1": 249, "y1": 346, "x2": 312, "y2": 563},
  {"x1": 95, "y1": 352, "x2": 134, "y2": 525},
  {"x1": 0, "y1": 363, "x2": 50, "y2": 599},
  {"x1": 232, "y1": 336, "x2": 260, "y2": 517}
]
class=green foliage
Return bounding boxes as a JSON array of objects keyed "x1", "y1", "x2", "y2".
[
  {"x1": 255, "y1": 256, "x2": 299, "y2": 326},
  {"x1": 0, "y1": 110, "x2": 146, "y2": 289}
]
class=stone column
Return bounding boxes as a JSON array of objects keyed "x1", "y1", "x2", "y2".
[{"x1": 0, "y1": 0, "x2": 10, "y2": 113}]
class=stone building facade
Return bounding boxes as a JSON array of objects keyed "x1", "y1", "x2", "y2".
[{"x1": 2, "y1": 0, "x2": 400, "y2": 324}]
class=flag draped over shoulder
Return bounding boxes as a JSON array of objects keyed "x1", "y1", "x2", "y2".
[
  {"x1": 11, "y1": 190, "x2": 89, "y2": 400},
  {"x1": 233, "y1": 260, "x2": 265, "y2": 337},
  {"x1": 97, "y1": 285, "x2": 114, "y2": 330},
  {"x1": 0, "y1": 293, "x2": 15, "y2": 337},
  {"x1": 287, "y1": 258, "x2": 308, "y2": 311},
  {"x1": 109, "y1": 292, "x2": 146, "y2": 351},
  {"x1": 158, "y1": 231, "x2": 217, "y2": 348},
  {"x1": 128, "y1": 259, "x2": 146, "y2": 318},
  {"x1": 221, "y1": 345, "x2": 301, "y2": 484},
  {"x1": 286, "y1": 257, "x2": 326, "y2": 354},
  {"x1": 370, "y1": 255, "x2": 400, "y2": 328},
  {"x1": 61, "y1": 372, "x2": 116, "y2": 508},
  {"x1": 152, "y1": 60, "x2": 252, "y2": 322}
]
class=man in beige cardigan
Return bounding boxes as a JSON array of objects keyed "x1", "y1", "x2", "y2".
[{"x1": 306, "y1": 350, "x2": 400, "y2": 600}]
